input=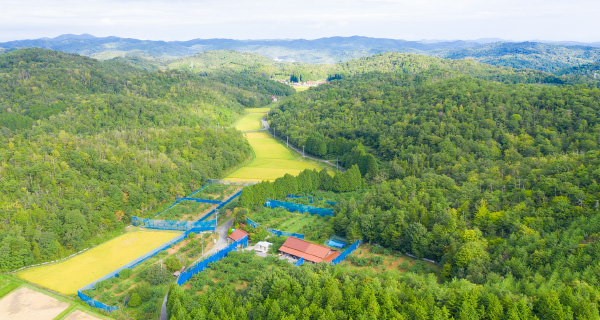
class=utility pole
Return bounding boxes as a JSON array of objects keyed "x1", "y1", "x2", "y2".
[
  {"x1": 336, "y1": 158, "x2": 339, "y2": 171},
  {"x1": 287, "y1": 136, "x2": 289, "y2": 148},
  {"x1": 302, "y1": 145, "x2": 305, "y2": 158}
]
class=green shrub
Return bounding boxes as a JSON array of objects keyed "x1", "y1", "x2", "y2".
[
  {"x1": 165, "y1": 257, "x2": 182, "y2": 273},
  {"x1": 119, "y1": 268, "x2": 133, "y2": 279},
  {"x1": 128, "y1": 292, "x2": 141, "y2": 307}
]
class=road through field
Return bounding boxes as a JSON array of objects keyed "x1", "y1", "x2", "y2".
[{"x1": 225, "y1": 107, "x2": 326, "y2": 181}]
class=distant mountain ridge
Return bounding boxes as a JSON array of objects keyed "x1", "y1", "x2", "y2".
[{"x1": 1, "y1": 34, "x2": 600, "y2": 74}]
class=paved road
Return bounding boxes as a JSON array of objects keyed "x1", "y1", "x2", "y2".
[
  {"x1": 262, "y1": 118, "x2": 344, "y2": 172},
  {"x1": 160, "y1": 218, "x2": 233, "y2": 320}
]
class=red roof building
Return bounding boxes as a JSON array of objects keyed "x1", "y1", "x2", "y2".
[
  {"x1": 229, "y1": 229, "x2": 249, "y2": 242},
  {"x1": 279, "y1": 237, "x2": 340, "y2": 263}
]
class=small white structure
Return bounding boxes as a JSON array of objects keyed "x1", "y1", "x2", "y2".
[{"x1": 255, "y1": 241, "x2": 272, "y2": 253}]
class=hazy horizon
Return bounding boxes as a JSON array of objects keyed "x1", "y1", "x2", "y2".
[{"x1": 1, "y1": 0, "x2": 598, "y2": 43}]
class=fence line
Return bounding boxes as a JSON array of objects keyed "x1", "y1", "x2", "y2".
[
  {"x1": 132, "y1": 217, "x2": 216, "y2": 231},
  {"x1": 266, "y1": 227, "x2": 305, "y2": 239},
  {"x1": 245, "y1": 217, "x2": 304, "y2": 239},
  {"x1": 286, "y1": 195, "x2": 337, "y2": 205},
  {"x1": 265, "y1": 199, "x2": 334, "y2": 216},
  {"x1": 196, "y1": 190, "x2": 242, "y2": 221},
  {"x1": 78, "y1": 226, "x2": 214, "y2": 312},
  {"x1": 331, "y1": 240, "x2": 361, "y2": 265},
  {"x1": 10, "y1": 248, "x2": 90, "y2": 274},
  {"x1": 177, "y1": 236, "x2": 248, "y2": 285},
  {"x1": 178, "y1": 197, "x2": 222, "y2": 204},
  {"x1": 153, "y1": 185, "x2": 210, "y2": 217}
]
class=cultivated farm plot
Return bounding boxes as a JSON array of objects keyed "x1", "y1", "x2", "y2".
[
  {"x1": 0, "y1": 286, "x2": 68, "y2": 320},
  {"x1": 233, "y1": 107, "x2": 269, "y2": 131},
  {"x1": 83, "y1": 232, "x2": 217, "y2": 319},
  {"x1": 63, "y1": 309, "x2": 104, "y2": 320},
  {"x1": 342, "y1": 245, "x2": 439, "y2": 274},
  {"x1": 227, "y1": 108, "x2": 326, "y2": 182},
  {"x1": 249, "y1": 207, "x2": 332, "y2": 242},
  {"x1": 157, "y1": 185, "x2": 241, "y2": 221},
  {"x1": 226, "y1": 131, "x2": 323, "y2": 181},
  {"x1": 17, "y1": 230, "x2": 182, "y2": 295}
]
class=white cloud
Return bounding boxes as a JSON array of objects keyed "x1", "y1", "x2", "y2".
[{"x1": 0, "y1": 0, "x2": 598, "y2": 41}]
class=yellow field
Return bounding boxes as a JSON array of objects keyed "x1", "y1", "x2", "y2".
[
  {"x1": 233, "y1": 107, "x2": 269, "y2": 131},
  {"x1": 227, "y1": 109, "x2": 326, "y2": 181},
  {"x1": 293, "y1": 86, "x2": 310, "y2": 92},
  {"x1": 18, "y1": 230, "x2": 181, "y2": 295}
]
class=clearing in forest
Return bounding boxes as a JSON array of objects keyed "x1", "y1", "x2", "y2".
[
  {"x1": 227, "y1": 108, "x2": 325, "y2": 181},
  {"x1": 17, "y1": 230, "x2": 181, "y2": 295},
  {"x1": 0, "y1": 286, "x2": 69, "y2": 320}
]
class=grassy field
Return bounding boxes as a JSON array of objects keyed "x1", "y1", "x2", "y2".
[
  {"x1": 157, "y1": 185, "x2": 240, "y2": 221},
  {"x1": 226, "y1": 108, "x2": 327, "y2": 182},
  {"x1": 232, "y1": 107, "x2": 269, "y2": 131},
  {"x1": 248, "y1": 207, "x2": 332, "y2": 242},
  {"x1": 293, "y1": 86, "x2": 310, "y2": 92},
  {"x1": 342, "y1": 245, "x2": 439, "y2": 274},
  {"x1": 18, "y1": 230, "x2": 182, "y2": 295}
]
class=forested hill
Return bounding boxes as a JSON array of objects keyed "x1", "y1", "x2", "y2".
[
  {"x1": 446, "y1": 41, "x2": 600, "y2": 73},
  {"x1": 0, "y1": 49, "x2": 292, "y2": 271},
  {"x1": 334, "y1": 52, "x2": 572, "y2": 84},
  {"x1": 268, "y1": 67, "x2": 600, "y2": 317}
]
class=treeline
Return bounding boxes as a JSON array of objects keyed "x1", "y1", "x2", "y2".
[
  {"x1": 168, "y1": 251, "x2": 599, "y2": 320},
  {"x1": 239, "y1": 167, "x2": 362, "y2": 207},
  {"x1": 0, "y1": 48, "x2": 274, "y2": 271}
]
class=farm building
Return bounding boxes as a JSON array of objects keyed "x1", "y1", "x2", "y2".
[
  {"x1": 279, "y1": 237, "x2": 340, "y2": 263},
  {"x1": 229, "y1": 229, "x2": 249, "y2": 243}
]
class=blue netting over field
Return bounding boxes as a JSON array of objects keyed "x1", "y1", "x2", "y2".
[
  {"x1": 79, "y1": 228, "x2": 207, "y2": 312},
  {"x1": 265, "y1": 199, "x2": 334, "y2": 216},
  {"x1": 246, "y1": 217, "x2": 304, "y2": 239},
  {"x1": 294, "y1": 258, "x2": 304, "y2": 266},
  {"x1": 196, "y1": 189, "x2": 242, "y2": 221},
  {"x1": 153, "y1": 185, "x2": 210, "y2": 217},
  {"x1": 331, "y1": 240, "x2": 361, "y2": 265},
  {"x1": 177, "y1": 236, "x2": 248, "y2": 285},
  {"x1": 132, "y1": 216, "x2": 216, "y2": 231},
  {"x1": 287, "y1": 195, "x2": 337, "y2": 205}
]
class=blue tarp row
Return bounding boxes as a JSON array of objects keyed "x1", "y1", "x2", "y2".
[
  {"x1": 287, "y1": 195, "x2": 337, "y2": 205},
  {"x1": 246, "y1": 217, "x2": 260, "y2": 228},
  {"x1": 331, "y1": 240, "x2": 361, "y2": 266},
  {"x1": 266, "y1": 227, "x2": 305, "y2": 239},
  {"x1": 178, "y1": 197, "x2": 222, "y2": 204},
  {"x1": 294, "y1": 257, "x2": 304, "y2": 266},
  {"x1": 79, "y1": 229, "x2": 201, "y2": 311},
  {"x1": 327, "y1": 239, "x2": 346, "y2": 248},
  {"x1": 177, "y1": 235, "x2": 248, "y2": 285},
  {"x1": 132, "y1": 217, "x2": 216, "y2": 231},
  {"x1": 265, "y1": 199, "x2": 334, "y2": 217},
  {"x1": 196, "y1": 190, "x2": 242, "y2": 222}
]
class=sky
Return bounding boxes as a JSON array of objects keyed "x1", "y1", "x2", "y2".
[{"x1": 0, "y1": 0, "x2": 598, "y2": 42}]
